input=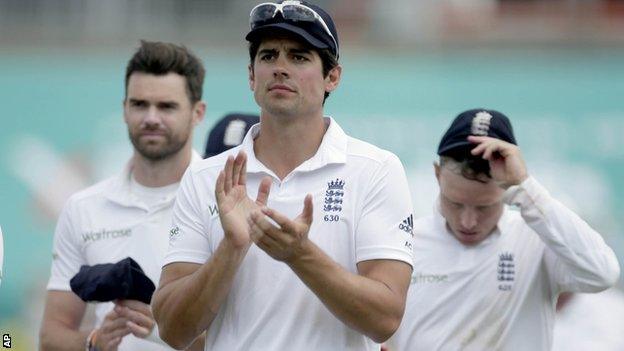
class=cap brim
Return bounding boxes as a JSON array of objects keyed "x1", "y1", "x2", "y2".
[
  {"x1": 437, "y1": 141, "x2": 474, "y2": 156},
  {"x1": 246, "y1": 22, "x2": 329, "y2": 50}
]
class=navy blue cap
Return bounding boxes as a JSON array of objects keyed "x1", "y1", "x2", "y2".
[
  {"x1": 204, "y1": 113, "x2": 259, "y2": 158},
  {"x1": 246, "y1": 1, "x2": 339, "y2": 59},
  {"x1": 70, "y1": 257, "x2": 155, "y2": 304},
  {"x1": 437, "y1": 109, "x2": 517, "y2": 156}
]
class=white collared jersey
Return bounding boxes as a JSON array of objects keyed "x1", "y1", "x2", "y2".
[
  {"x1": 553, "y1": 288, "x2": 624, "y2": 351},
  {"x1": 165, "y1": 118, "x2": 414, "y2": 351},
  {"x1": 47, "y1": 152, "x2": 201, "y2": 351},
  {"x1": 388, "y1": 177, "x2": 620, "y2": 351}
]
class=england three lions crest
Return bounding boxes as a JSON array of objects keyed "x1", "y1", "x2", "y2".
[
  {"x1": 324, "y1": 178, "x2": 345, "y2": 213},
  {"x1": 471, "y1": 111, "x2": 493, "y2": 136},
  {"x1": 497, "y1": 251, "x2": 515, "y2": 291}
]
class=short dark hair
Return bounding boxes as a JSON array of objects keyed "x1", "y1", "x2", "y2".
[
  {"x1": 248, "y1": 38, "x2": 339, "y2": 104},
  {"x1": 125, "y1": 40, "x2": 205, "y2": 104},
  {"x1": 439, "y1": 148, "x2": 491, "y2": 183}
]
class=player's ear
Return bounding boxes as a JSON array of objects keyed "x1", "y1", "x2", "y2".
[
  {"x1": 248, "y1": 64, "x2": 255, "y2": 91},
  {"x1": 122, "y1": 99, "x2": 129, "y2": 125},
  {"x1": 192, "y1": 101, "x2": 206, "y2": 126},
  {"x1": 434, "y1": 162, "x2": 441, "y2": 183},
  {"x1": 324, "y1": 65, "x2": 341, "y2": 93}
]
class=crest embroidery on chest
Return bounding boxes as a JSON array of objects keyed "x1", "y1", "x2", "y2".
[
  {"x1": 497, "y1": 251, "x2": 515, "y2": 291},
  {"x1": 324, "y1": 179, "x2": 345, "y2": 213}
]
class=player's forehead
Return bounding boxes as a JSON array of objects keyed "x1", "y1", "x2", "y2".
[
  {"x1": 126, "y1": 72, "x2": 190, "y2": 102},
  {"x1": 439, "y1": 167, "x2": 502, "y2": 206}
]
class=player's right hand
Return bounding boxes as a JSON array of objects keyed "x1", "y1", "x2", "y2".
[
  {"x1": 114, "y1": 299, "x2": 155, "y2": 338},
  {"x1": 468, "y1": 135, "x2": 528, "y2": 189},
  {"x1": 215, "y1": 151, "x2": 271, "y2": 248},
  {"x1": 94, "y1": 309, "x2": 132, "y2": 351}
]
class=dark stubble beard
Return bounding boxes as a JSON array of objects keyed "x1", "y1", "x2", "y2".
[{"x1": 128, "y1": 127, "x2": 190, "y2": 162}]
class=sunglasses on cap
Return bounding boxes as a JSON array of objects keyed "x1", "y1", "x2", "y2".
[{"x1": 249, "y1": 1, "x2": 339, "y2": 56}]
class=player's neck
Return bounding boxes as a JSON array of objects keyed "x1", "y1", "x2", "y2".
[
  {"x1": 254, "y1": 112, "x2": 327, "y2": 180},
  {"x1": 131, "y1": 143, "x2": 192, "y2": 187}
]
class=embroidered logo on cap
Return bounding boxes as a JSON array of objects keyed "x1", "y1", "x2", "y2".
[
  {"x1": 223, "y1": 120, "x2": 249, "y2": 146},
  {"x1": 471, "y1": 111, "x2": 493, "y2": 136}
]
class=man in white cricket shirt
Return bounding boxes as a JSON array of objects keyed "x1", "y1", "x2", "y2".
[
  {"x1": 388, "y1": 109, "x2": 620, "y2": 351},
  {"x1": 40, "y1": 41, "x2": 206, "y2": 351},
  {"x1": 152, "y1": 1, "x2": 415, "y2": 350}
]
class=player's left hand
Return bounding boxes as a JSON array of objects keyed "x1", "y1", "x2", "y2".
[
  {"x1": 114, "y1": 299, "x2": 155, "y2": 338},
  {"x1": 248, "y1": 194, "x2": 314, "y2": 262},
  {"x1": 468, "y1": 135, "x2": 528, "y2": 189}
]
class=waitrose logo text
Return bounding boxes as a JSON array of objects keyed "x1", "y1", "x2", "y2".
[{"x1": 82, "y1": 228, "x2": 132, "y2": 243}]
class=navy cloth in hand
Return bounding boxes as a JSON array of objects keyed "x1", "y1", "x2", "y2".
[{"x1": 70, "y1": 257, "x2": 155, "y2": 304}]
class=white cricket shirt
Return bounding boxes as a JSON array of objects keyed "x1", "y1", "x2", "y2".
[
  {"x1": 165, "y1": 117, "x2": 414, "y2": 351},
  {"x1": 47, "y1": 152, "x2": 201, "y2": 351},
  {"x1": 553, "y1": 288, "x2": 624, "y2": 351},
  {"x1": 388, "y1": 176, "x2": 619, "y2": 351}
]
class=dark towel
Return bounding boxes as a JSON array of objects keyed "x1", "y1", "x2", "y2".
[{"x1": 70, "y1": 257, "x2": 155, "y2": 304}]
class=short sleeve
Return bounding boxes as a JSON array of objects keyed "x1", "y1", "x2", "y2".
[
  {"x1": 163, "y1": 167, "x2": 213, "y2": 266},
  {"x1": 355, "y1": 154, "x2": 414, "y2": 266},
  {"x1": 47, "y1": 199, "x2": 85, "y2": 291}
]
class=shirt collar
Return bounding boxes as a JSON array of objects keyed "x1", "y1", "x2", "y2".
[
  {"x1": 241, "y1": 116, "x2": 348, "y2": 175},
  {"x1": 105, "y1": 150, "x2": 201, "y2": 208}
]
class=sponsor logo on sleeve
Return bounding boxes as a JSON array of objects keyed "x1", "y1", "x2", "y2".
[
  {"x1": 404, "y1": 240, "x2": 413, "y2": 251},
  {"x1": 399, "y1": 214, "x2": 414, "y2": 236},
  {"x1": 169, "y1": 226, "x2": 180, "y2": 240}
]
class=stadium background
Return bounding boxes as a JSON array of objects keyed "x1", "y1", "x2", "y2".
[{"x1": 1, "y1": 1, "x2": 623, "y2": 349}]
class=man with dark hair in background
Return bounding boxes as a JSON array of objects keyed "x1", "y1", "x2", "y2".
[
  {"x1": 387, "y1": 109, "x2": 620, "y2": 351},
  {"x1": 40, "y1": 41, "x2": 205, "y2": 351},
  {"x1": 152, "y1": 1, "x2": 414, "y2": 350}
]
